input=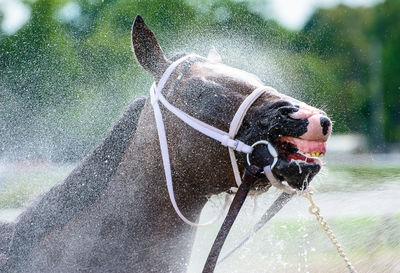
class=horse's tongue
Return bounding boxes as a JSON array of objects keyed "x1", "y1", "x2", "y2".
[
  {"x1": 280, "y1": 137, "x2": 326, "y2": 154},
  {"x1": 288, "y1": 153, "x2": 315, "y2": 163}
]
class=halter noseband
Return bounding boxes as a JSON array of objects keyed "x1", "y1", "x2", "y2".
[{"x1": 150, "y1": 54, "x2": 280, "y2": 226}]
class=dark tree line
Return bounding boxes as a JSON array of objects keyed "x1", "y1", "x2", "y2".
[{"x1": 0, "y1": 0, "x2": 399, "y2": 160}]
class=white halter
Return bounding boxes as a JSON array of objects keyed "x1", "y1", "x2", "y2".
[{"x1": 150, "y1": 54, "x2": 280, "y2": 226}]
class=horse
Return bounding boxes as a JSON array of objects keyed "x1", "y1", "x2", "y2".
[{"x1": 0, "y1": 15, "x2": 331, "y2": 272}]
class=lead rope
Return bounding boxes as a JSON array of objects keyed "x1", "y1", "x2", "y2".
[
  {"x1": 303, "y1": 190, "x2": 358, "y2": 273},
  {"x1": 217, "y1": 186, "x2": 358, "y2": 273},
  {"x1": 202, "y1": 165, "x2": 262, "y2": 273},
  {"x1": 217, "y1": 192, "x2": 292, "y2": 264}
]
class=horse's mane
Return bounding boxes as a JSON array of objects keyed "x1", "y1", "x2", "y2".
[
  {"x1": 2, "y1": 96, "x2": 146, "y2": 268},
  {"x1": 170, "y1": 52, "x2": 188, "y2": 62}
]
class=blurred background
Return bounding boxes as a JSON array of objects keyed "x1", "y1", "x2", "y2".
[
  {"x1": 0, "y1": 0, "x2": 399, "y2": 160},
  {"x1": 0, "y1": 0, "x2": 399, "y2": 272}
]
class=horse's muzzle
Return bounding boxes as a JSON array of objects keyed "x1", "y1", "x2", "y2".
[{"x1": 290, "y1": 105, "x2": 332, "y2": 142}]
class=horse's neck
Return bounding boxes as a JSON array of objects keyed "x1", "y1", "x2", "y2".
[
  {"x1": 3, "y1": 97, "x2": 147, "y2": 272},
  {"x1": 107, "y1": 101, "x2": 210, "y2": 271},
  {"x1": 106, "y1": 171, "x2": 204, "y2": 272}
]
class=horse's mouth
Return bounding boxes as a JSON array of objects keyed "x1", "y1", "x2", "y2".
[
  {"x1": 277, "y1": 136, "x2": 326, "y2": 167},
  {"x1": 264, "y1": 136, "x2": 327, "y2": 190}
]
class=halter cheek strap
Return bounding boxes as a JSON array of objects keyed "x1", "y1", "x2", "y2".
[{"x1": 150, "y1": 54, "x2": 280, "y2": 226}]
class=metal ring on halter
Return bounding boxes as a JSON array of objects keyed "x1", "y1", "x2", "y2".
[{"x1": 246, "y1": 140, "x2": 278, "y2": 169}]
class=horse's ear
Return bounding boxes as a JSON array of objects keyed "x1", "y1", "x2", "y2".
[
  {"x1": 207, "y1": 48, "x2": 222, "y2": 63},
  {"x1": 131, "y1": 15, "x2": 169, "y2": 78}
]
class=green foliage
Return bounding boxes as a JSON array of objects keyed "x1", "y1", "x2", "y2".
[
  {"x1": 296, "y1": 2, "x2": 400, "y2": 144},
  {"x1": 0, "y1": 0, "x2": 399, "y2": 160},
  {"x1": 296, "y1": 6, "x2": 373, "y2": 134},
  {"x1": 373, "y1": 0, "x2": 400, "y2": 143}
]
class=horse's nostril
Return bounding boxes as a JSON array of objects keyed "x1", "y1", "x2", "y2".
[
  {"x1": 278, "y1": 106, "x2": 299, "y2": 117},
  {"x1": 320, "y1": 117, "x2": 331, "y2": 135}
]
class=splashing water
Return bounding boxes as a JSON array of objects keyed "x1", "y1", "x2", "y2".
[
  {"x1": 1, "y1": 25, "x2": 399, "y2": 273},
  {"x1": 188, "y1": 154, "x2": 400, "y2": 273}
]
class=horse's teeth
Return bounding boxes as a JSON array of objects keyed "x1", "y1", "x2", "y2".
[
  {"x1": 300, "y1": 151, "x2": 325, "y2": 158},
  {"x1": 313, "y1": 152, "x2": 325, "y2": 157}
]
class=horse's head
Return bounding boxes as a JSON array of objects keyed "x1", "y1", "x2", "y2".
[{"x1": 131, "y1": 15, "x2": 331, "y2": 192}]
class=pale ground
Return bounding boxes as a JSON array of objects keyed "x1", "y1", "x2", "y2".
[{"x1": 1, "y1": 146, "x2": 400, "y2": 272}]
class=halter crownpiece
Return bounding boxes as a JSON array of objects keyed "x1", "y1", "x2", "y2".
[{"x1": 150, "y1": 54, "x2": 281, "y2": 226}]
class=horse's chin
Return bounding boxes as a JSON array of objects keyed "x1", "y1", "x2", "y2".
[
  {"x1": 244, "y1": 135, "x2": 326, "y2": 192},
  {"x1": 271, "y1": 136, "x2": 326, "y2": 189}
]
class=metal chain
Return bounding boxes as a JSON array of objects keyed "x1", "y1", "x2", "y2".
[{"x1": 303, "y1": 190, "x2": 358, "y2": 273}]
